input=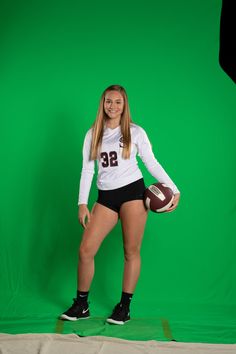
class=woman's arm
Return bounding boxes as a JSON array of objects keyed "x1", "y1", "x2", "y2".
[
  {"x1": 77, "y1": 129, "x2": 95, "y2": 227},
  {"x1": 78, "y1": 129, "x2": 95, "y2": 206},
  {"x1": 137, "y1": 126, "x2": 180, "y2": 195}
]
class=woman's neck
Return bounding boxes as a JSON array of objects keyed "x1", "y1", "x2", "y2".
[{"x1": 105, "y1": 118, "x2": 121, "y2": 129}]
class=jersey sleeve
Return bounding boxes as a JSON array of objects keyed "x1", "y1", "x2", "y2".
[
  {"x1": 78, "y1": 129, "x2": 95, "y2": 205},
  {"x1": 137, "y1": 127, "x2": 180, "y2": 194}
]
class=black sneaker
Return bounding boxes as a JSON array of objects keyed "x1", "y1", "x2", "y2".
[
  {"x1": 60, "y1": 298, "x2": 90, "y2": 321},
  {"x1": 106, "y1": 303, "x2": 130, "y2": 325}
]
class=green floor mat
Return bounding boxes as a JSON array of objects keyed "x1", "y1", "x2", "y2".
[{"x1": 55, "y1": 317, "x2": 173, "y2": 341}]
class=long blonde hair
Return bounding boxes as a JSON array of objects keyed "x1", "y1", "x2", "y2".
[{"x1": 90, "y1": 84, "x2": 133, "y2": 160}]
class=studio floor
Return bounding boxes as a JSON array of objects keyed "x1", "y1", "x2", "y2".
[{"x1": 1, "y1": 333, "x2": 236, "y2": 354}]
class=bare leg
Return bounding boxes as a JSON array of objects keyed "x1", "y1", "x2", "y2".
[
  {"x1": 78, "y1": 202, "x2": 118, "y2": 291},
  {"x1": 119, "y1": 200, "x2": 148, "y2": 293}
]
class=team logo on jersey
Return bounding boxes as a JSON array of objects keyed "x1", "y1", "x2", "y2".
[{"x1": 119, "y1": 136, "x2": 126, "y2": 148}]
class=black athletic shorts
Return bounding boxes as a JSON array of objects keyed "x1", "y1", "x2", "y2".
[{"x1": 96, "y1": 178, "x2": 146, "y2": 216}]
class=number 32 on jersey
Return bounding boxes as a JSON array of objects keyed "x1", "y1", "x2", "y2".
[{"x1": 100, "y1": 151, "x2": 118, "y2": 167}]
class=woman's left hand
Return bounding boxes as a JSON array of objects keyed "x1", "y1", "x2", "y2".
[{"x1": 164, "y1": 192, "x2": 181, "y2": 213}]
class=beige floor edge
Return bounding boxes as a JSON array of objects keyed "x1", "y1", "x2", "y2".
[{"x1": 0, "y1": 333, "x2": 236, "y2": 354}]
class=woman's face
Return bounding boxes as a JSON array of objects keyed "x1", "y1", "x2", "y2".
[{"x1": 104, "y1": 91, "x2": 124, "y2": 122}]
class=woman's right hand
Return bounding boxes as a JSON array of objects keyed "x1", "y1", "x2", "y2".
[{"x1": 78, "y1": 204, "x2": 91, "y2": 229}]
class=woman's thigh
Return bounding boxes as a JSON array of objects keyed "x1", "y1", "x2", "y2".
[
  {"x1": 119, "y1": 199, "x2": 148, "y2": 253},
  {"x1": 80, "y1": 202, "x2": 119, "y2": 255}
]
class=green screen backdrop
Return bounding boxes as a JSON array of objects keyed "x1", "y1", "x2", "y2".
[{"x1": 1, "y1": 0, "x2": 236, "y2": 344}]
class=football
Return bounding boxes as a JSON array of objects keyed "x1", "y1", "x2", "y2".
[{"x1": 144, "y1": 183, "x2": 174, "y2": 213}]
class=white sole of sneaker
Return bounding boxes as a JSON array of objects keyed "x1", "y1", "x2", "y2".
[
  {"x1": 106, "y1": 318, "x2": 130, "y2": 325},
  {"x1": 60, "y1": 314, "x2": 90, "y2": 321}
]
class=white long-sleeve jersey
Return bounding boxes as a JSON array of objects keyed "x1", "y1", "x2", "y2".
[{"x1": 78, "y1": 123, "x2": 180, "y2": 205}]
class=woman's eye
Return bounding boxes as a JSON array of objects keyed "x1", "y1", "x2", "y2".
[{"x1": 105, "y1": 101, "x2": 122, "y2": 104}]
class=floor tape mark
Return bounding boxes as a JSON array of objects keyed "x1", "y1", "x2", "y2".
[
  {"x1": 55, "y1": 319, "x2": 64, "y2": 334},
  {"x1": 161, "y1": 318, "x2": 175, "y2": 341}
]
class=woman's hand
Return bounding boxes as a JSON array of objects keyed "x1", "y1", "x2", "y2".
[
  {"x1": 164, "y1": 192, "x2": 181, "y2": 213},
  {"x1": 78, "y1": 204, "x2": 91, "y2": 229}
]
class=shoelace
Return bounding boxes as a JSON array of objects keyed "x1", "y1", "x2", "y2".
[
  {"x1": 113, "y1": 303, "x2": 129, "y2": 316},
  {"x1": 71, "y1": 298, "x2": 89, "y2": 310}
]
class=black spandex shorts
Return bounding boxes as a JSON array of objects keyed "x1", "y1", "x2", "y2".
[{"x1": 96, "y1": 178, "x2": 146, "y2": 216}]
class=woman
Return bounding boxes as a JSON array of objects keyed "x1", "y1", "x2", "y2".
[{"x1": 60, "y1": 84, "x2": 180, "y2": 325}]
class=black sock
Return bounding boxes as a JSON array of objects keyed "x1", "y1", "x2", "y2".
[
  {"x1": 120, "y1": 292, "x2": 133, "y2": 307},
  {"x1": 77, "y1": 290, "x2": 89, "y2": 303}
]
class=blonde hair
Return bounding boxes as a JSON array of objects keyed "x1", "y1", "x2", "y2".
[{"x1": 89, "y1": 84, "x2": 133, "y2": 160}]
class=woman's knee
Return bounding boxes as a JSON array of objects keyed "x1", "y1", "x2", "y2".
[
  {"x1": 79, "y1": 242, "x2": 96, "y2": 262},
  {"x1": 124, "y1": 246, "x2": 141, "y2": 261}
]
